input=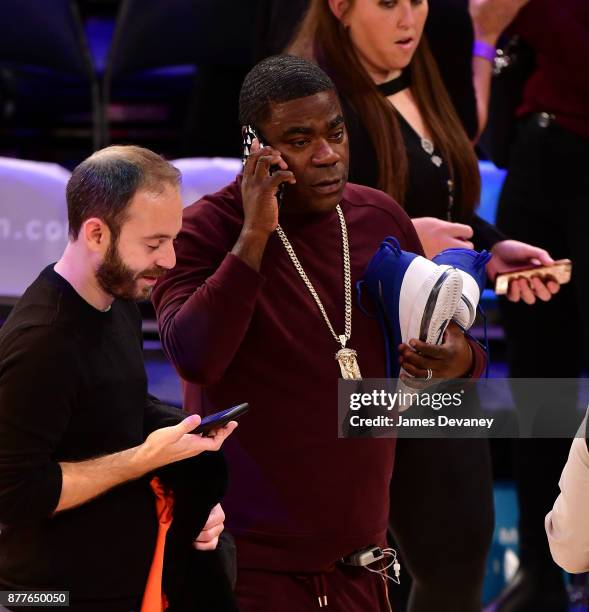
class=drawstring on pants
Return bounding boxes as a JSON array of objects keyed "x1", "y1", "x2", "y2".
[{"x1": 312, "y1": 574, "x2": 328, "y2": 607}]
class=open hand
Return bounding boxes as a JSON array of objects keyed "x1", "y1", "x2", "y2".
[{"x1": 139, "y1": 415, "x2": 237, "y2": 472}]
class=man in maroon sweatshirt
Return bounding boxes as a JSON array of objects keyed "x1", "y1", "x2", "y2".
[{"x1": 153, "y1": 55, "x2": 485, "y2": 611}]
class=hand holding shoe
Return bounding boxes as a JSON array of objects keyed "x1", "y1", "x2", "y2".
[{"x1": 398, "y1": 322, "x2": 474, "y2": 385}]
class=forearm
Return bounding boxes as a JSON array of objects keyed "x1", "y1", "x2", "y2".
[
  {"x1": 471, "y1": 55, "x2": 493, "y2": 139},
  {"x1": 56, "y1": 444, "x2": 148, "y2": 513},
  {"x1": 471, "y1": 215, "x2": 508, "y2": 251},
  {"x1": 58, "y1": 414, "x2": 233, "y2": 514},
  {"x1": 469, "y1": 0, "x2": 529, "y2": 140},
  {"x1": 471, "y1": 25, "x2": 499, "y2": 140},
  {"x1": 231, "y1": 227, "x2": 271, "y2": 272},
  {"x1": 546, "y1": 437, "x2": 589, "y2": 573},
  {"x1": 157, "y1": 253, "x2": 265, "y2": 385}
]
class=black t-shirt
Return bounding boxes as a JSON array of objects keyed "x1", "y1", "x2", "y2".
[{"x1": 0, "y1": 266, "x2": 181, "y2": 610}]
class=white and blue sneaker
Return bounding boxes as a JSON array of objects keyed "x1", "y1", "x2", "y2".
[
  {"x1": 361, "y1": 237, "x2": 463, "y2": 378},
  {"x1": 432, "y1": 248, "x2": 492, "y2": 330}
]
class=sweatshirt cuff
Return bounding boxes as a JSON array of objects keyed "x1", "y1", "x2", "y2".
[
  {"x1": 39, "y1": 462, "x2": 63, "y2": 519},
  {"x1": 466, "y1": 338, "x2": 487, "y2": 379},
  {"x1": 1, "y1": 462, "x2": 64, "y2": 524}
]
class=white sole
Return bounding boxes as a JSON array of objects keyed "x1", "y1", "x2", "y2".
[
  {"x1": 454, "y1": 297, "x2": 474, "y2": 330},
  {"x1": 400, "y1": 260, "x2": 463, "y2": 346},
  {"x1": 397, "y1": 263, "x2": 462, "y2": 407},
  {"x1": 455, "y1": 270, "x2": 481, "y2": 329}
]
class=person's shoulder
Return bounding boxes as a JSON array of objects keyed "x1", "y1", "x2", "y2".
[
  {"x1": 174, "y1": 178, "x2": 244, "y2": 255},
  {"x1": 0, "y1": 273, "x2": 82, "y2": 358},
  {"x1": 343, "y1": 182, "x2": 411, "y2": 222},
  {"x1": 0, "y1": 319, "x2": 77, "y2": 369},
  {"x1": 0, "y1": 280, "x2": 59, "y2": 342}
]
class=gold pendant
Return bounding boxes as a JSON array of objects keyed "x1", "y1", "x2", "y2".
[{"x1": 335, "y1": 347, "x2": 362, "y2": 380}]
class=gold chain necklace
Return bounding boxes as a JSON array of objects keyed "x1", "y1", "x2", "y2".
[{"x1": 275, "y1": 204, "x2": 362, "y2": 380}]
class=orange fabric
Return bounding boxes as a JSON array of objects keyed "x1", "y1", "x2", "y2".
[{"x1": 140, "y1": 477, "x2": 175, "y2": 612}]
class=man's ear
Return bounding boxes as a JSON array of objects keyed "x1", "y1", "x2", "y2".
[
  {"x1": 81, "y1": 218, "x2": 110, "y2": 254},
  {"x1": 328, "y1": 0, "x2": 350, "y2": 23}
]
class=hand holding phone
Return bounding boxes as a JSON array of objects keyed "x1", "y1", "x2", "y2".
[
  {"x1": 242, "y1": 125, "x2": 288, "y2": 208},
  {"x1": 488, "y1": 239, "x2": 564, "y2": 304},
  {"x1": 192, "y1": 403, "x2": 249, "y2": 436},
  {"x1": 495, "y1": 259, "x2": 572, "y2": 295},
  {"x1": 241, "y1": 126, "x2": 295, "y2": 233}
]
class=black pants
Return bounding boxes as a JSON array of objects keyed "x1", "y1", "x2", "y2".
[
  {"x1": 496, "y1": 114, "x2": 589, "y2": 570},
  {"x1": 389, "y1": 435, "x2": 494, "y2": 612}
]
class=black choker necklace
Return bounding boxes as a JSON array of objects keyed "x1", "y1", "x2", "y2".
[{"x1": 376, "y1": 71, "x2": 411, "y2": 96}]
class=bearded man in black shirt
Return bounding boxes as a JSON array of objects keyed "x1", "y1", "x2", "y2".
[{"x1": 0, "y1": 145, "x2": 236, "y2": 611}]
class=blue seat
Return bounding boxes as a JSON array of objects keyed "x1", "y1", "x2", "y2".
[
  {"x1": 171, "y1": 157, "x2": 242, "y2": 207},
  {"x1": 0, "y1": 157, "x2": 70, "y2": 299},
  {"x1": 101, "y1": 0, "x2": 261, "y2": 147}
]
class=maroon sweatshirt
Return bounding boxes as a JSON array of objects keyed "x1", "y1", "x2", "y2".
[
  {"x1": 153, "y1": 178, "x2": 486, "y2": 572},
  {"x1": 514, "y1": 0, "x2": 589, "y2": 138}
]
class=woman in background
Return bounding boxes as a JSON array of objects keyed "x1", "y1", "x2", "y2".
[{"x1": 288, "y1": 2, "x2": 558, "y2": 611}]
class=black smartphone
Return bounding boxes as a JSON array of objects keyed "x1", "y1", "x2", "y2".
[
  {"x1": 192, "y1": 402, "x2": 249, "y2": 436},
  {"x1": 242, "y1": 124, "x2": 285, "y2": 205}
]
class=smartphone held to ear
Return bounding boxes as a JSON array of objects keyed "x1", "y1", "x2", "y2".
[
  {"x1": 191, "y1": 403, "x2": 249, "y2": 436},
  {"x1": 494, "y1": 259, "x2": 572, "y2": 295},
  {"x1": 242, "y1": 124, "x2": 286, "y2": 205},
  {"x1": 242, "y1": 124, "x2": 262, "y2": 166}
]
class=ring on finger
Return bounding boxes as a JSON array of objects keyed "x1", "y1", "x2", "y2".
[{"x1": 425, "y1": 368, "x2": 433, "y2": 381}]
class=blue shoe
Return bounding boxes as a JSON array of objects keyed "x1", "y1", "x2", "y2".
[
  {"x1": 432, "y1": 248, "x2": 491, "y2": 330},
  {"x1": 362, "y1": 237, "x2": 463, "y2": 377}
]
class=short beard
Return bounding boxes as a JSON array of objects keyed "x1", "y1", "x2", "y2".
[{"x1": 96, "y1": 238, "x2": 164, "y2": 301}]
